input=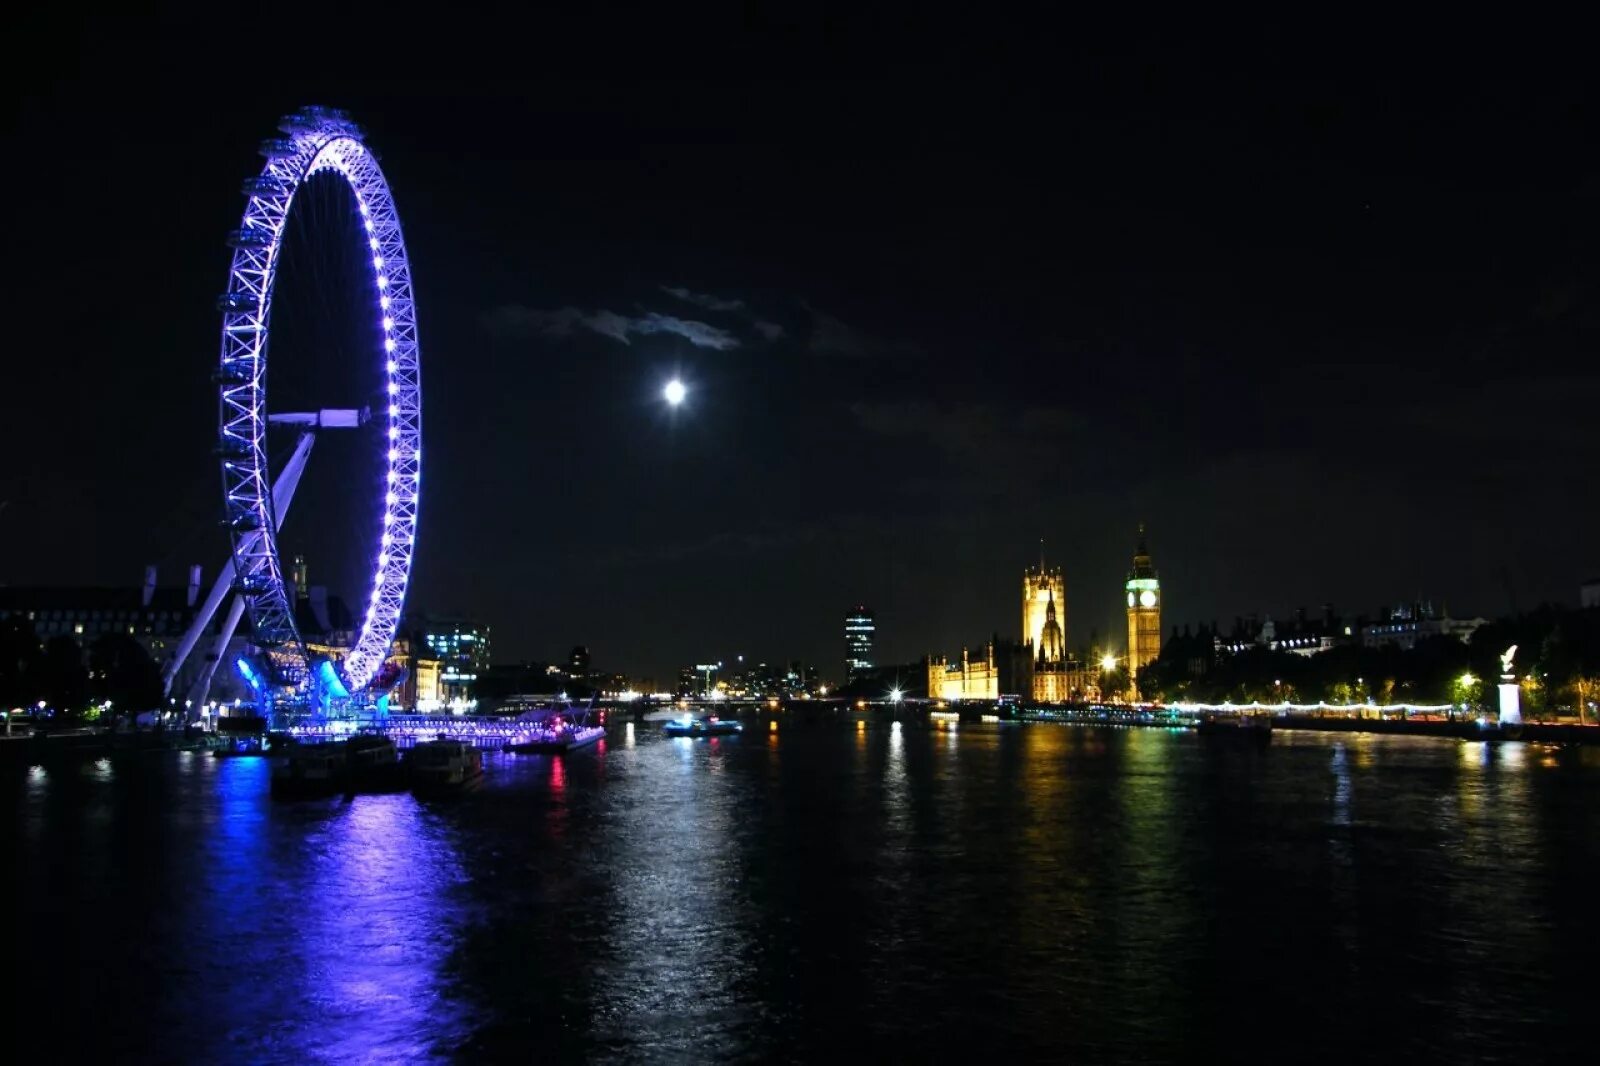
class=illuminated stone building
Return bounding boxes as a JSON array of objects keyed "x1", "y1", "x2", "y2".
[
  {"x1": 1032, "y1": 590, "x2": 1071, "y2": 702},
  {"x1": 927, "y1": 643, "x2": 999, "y2": 701},
  {"x1": 1017, "y1": 555, "x2": 1094, "y2": 701},
  {"x1": 1021, "y1": 561, "x2": 1065, "y2": 658},
  {"x1": 1125, "y1": 528, "x2": 1162, "y2": 694},
  {"x1": 410, "y1": 653, "x2": 441, "y2": 708},
  {"x1": 1360, "y1": 602, "x2": 1485, "y2": 650}
]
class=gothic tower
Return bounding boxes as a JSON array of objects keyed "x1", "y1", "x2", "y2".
[
  {"x1": 1033, "y1": 588, "x2": 1069, "y2": 702},
  {"x1": 1125, "y1": 525, "x2": 1161, "y2": 695},
  {"x1": 1022, "y1": 547, "x2": 1066, "y2": 658}
]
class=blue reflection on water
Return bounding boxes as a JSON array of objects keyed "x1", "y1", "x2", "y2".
[{"x1": 4, "y1": 725, "x2": 1596, "y2": 1063}]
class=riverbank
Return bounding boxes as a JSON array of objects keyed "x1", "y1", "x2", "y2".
[
  {"x1": 0, "y1": 728, "x2": 220, "y2": 765},
  {"x1": 1270, "y1": 716, "x2": 1597, "y2": 744},
  {"x1": 1009, "y1": 705, "x2": 1599, "y2": 743}
]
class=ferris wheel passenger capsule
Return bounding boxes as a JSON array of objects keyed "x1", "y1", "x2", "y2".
[
  {"x1": 258, "y1": 138, "x2": 298, "y2": 160},
  {"x1": 227, "y1": 228, "x2": 272, "y2": 250},
  {"x1": 211, "y1": 361, "x2": 252, "y2": 385},
  {"x1": 240, "y1": 175, "x2": 286, "y2": 199}
]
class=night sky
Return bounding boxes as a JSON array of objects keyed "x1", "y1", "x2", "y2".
[{"x1": 3, "y1": 21, "x2": 1596, "y2": 683}]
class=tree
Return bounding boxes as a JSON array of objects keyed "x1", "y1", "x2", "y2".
[
  {"x1": 0, "y1": 615, "x2": 41, "y2": 709},
  {"x1": 38, "y1": 636, "x2": 87, "y2": 716},
  {"x1": 88, "y1": 633, "x2": 163, "y2": 716}
]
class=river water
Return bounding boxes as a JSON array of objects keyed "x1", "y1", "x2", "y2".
[{"x1": 3, "y1": 722, "x2": 1594, "y2": 1063}]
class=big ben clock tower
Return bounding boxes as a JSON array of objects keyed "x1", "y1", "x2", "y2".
[{"x1": 1124, "y1": 525, "x2": 1161, "y2": 695}]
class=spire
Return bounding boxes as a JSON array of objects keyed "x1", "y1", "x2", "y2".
[
  {"x1": 1046, "y1": 587, "x2": 1057, "y2": 623},
  {"x1": 1128, "y1": 524, "x2": 1157, "y2": 581}
]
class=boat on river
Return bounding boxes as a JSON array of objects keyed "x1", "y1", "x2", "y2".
[
  {"x1": 663, "y1": 714, "x2": 743, "y2": 738},
  {"x1": 270, "y1": 743, "x2": 345, "y2": 798},
  {"x1": 1196, "y1": 713, "x2": 1273, "y2": 743},
  {"x1": 503, "y1": 698, "x2": 605, "y2": 755},
  {"x1": 344, "y1": 733, "x2": 405, "y2": 792},
  {"x1": 409, "y1": 738, "x2": 484, "y2": 795}
]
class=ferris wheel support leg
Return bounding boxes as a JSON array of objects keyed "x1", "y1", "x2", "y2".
[
  {"x1": 185, "y1": 593, "x2": 249, "y2": 720},
  {"x1": 161, "y1": 431, "x2": 319, "y2": 698},
  {"x1": 162, "y1": 558, "x2": 236, "y2": 698}
]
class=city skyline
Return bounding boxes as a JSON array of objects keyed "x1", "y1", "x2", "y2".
[
  {"x1": 3, "y1": 33, "x2": 1595, "y2": 684},
  {"x1": 5, "y1": 18, "x2": 1597, "y2": 1066}
]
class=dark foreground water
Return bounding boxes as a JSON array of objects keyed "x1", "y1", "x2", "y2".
[{"x1": 4, "y1": 722, "x2": 1596, "y2": 1064}]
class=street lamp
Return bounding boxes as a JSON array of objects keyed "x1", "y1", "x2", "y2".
[
  {"x1": 1454, "y1": 672, "x2": 1478, "y2": 722},
  {"x1": 1100, "y1": 654, "x2": 1117, "y2": 672}
]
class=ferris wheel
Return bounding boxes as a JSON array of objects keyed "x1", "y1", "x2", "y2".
[{"x1": 164, "y1": 106, "x2": 422, "y2": 708}]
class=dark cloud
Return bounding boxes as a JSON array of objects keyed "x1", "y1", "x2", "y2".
[
  {"x1": 661, "y1": 286, "x2": 788, "y2": 343},
  {"x1": 660, "y1": 286, "x2": 746, "y2": 313},
  {"x1": 805, "y1": 304, "x2": 923, "y2": 360},
  {"x1": 482, "y1": 305, "x2": 586, "y2": 338},
  {"x1": 634, "y1": 312, "x2": 741, "y2": 350},
  {"x1": 485, "y1": 304, "x2": 741, "y2": 350}
]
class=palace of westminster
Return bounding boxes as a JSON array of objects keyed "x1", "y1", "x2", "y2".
[{"x1": 927, "y1": 530, "x2": 1162, "y2": 703}]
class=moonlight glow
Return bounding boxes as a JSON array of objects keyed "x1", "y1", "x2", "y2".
[{"x1": 664, "y1": 379, "x2": 687, "y2": 406}]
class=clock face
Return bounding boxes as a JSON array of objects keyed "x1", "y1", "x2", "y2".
[
  {"x1": 1126, "y1": 592, "x2": 1135, "y2": 607},
  {"x1": 1139, "y1": 590, "x2": 1157, "y2": 608}
]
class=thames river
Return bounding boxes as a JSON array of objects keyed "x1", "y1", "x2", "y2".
[{"x1": 4, "y1": 722, "x2": 1595, "y2": 1063}]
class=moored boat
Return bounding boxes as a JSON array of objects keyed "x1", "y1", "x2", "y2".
[
  {"x1": 270, "y1": 743, "x2": 345, "y2": 798},
  {"x1": 663, "y1": 714, "x2": 743, "y2": 738},
  {"x1": 344, "y1": 733, "x2": 406, "y2": 792},
  {"x1": 409, "y1": 738, "x2": 484, "y2": 794},
  {"x1": 1196, "y1": 713, "x2": 1273, "y2": 742},
  {"x1": 214, "y1": 735, "x2": 274, "y2": 758}
]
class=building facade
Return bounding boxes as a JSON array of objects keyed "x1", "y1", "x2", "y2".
[
  {"x1": 419, "y1": 617, "x2": 491, "y2": 701},
  {"x1": 1215, "y1": 606, "x2": 1350, "y2": 658},
  {"x1": 928, "y1": 643, "x2": 999, "y2": 701},
  {"x1": 845, "y1": 606, "x2": 875, "y2": 680},
  {"x1": 1032, "y1": 590, "x2": 1071, "y2": 702},
  {"x1": 0, "y1": 572, "x2": 273, "y2": 712},
  {"x1": 1022, "y1": 563, "x2": 1065, "y2": 659},
  {"x1": 1021, "y1": 558, "x2": 1076, "y2": 702},
  {"x1": 1125, "y1": 529, "x2": 1162, "y2": 693},
  {"x1": 1360, "y1": 602, "x2": 1485, "y2": 650}
]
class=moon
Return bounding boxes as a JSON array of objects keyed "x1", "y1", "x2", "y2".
[{"x1": 664, "y1": 379, "x2": 687, "y2": 406}]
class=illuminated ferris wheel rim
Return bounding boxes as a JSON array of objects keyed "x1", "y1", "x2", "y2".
[{"x1": 217, "y1": 106, "x2": 421, "y2": 693}]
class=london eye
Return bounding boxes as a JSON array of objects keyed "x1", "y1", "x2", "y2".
[{"x1": 165, "y1": 106, "x2": 422, "y2": 714}]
